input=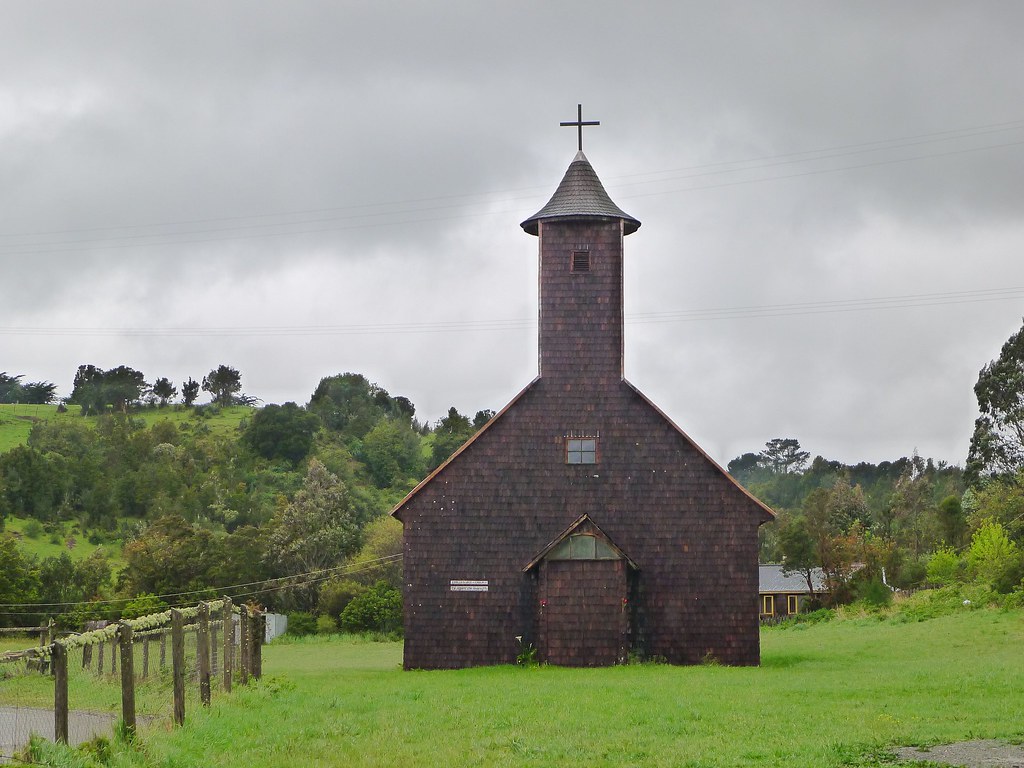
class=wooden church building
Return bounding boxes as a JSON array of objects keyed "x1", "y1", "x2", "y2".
[{"x1": 392, "y1": 112, "x2": 774, "y2": 668}]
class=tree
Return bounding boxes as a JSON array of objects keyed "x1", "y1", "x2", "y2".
[
  {"x1": 340, "y1": 580, "x2": 402, "y2": 634},
  {"x1": 966, "y1": 520, "x2": 1023, "y2": 592},
  {"x1": 936, "y1": 494, "x2": 967, "y2": 548},
  {"x1": 266, "y1": 460, "x2": 360, "y2": 609},
  {"x1": 68, "y1": 364, "x2": 147, "y2": 414},
  {"x1": 727, "y1": 452, "x2": 763, "y2": 481},
  {"x1": 308, "y1": 373, "x2": 413, "y2": 438},
  {"x1": 759, "y1": 438, "x2": 810, "y2": 475},
  {"x1": 20, "y1": 381, "x2": 57, "y2": 404},
  {"x1": 0, "y1": 374, "x2": 57, "y2": 404},
  {"x1": 360, "y1": 418, "x2": 423, "y2": 488},
  {"x1": 0, "y1": 373, "x2": 23, "y2": 403},
  {"x1": 968, "y1": 320, "x2": 1024, "y2": 481},
  {"x1": 202, "y1": 365, "x2": 242, "y2": 406},
  {"x1": 103, "y1": 365, "x2": 148, "y2": 412},
  {"x1": 473, "y1": 409, "x2": 495, "y2": 429},
  {"x1": 120, "y1": 515, "x2": 220, "y2": 596},
  {"x1": 429, "y1": 407, "x2": 475, "y2": 470},
  {"x1": 68, "y1": 364, "x2": 106, "y2": 414},
  {"x1": 152, "y1": 377, "x2": 177, "y2": 407},
  {"x1": 782, "y1": 477, "x2": 868, "y2": 604},
  {"x1": 181, "y1": 377, "x2": 200, "y2": 407},
  {"x1": 778, "y1": 512, "x2": 819, "y2": 596},
  {"x1": 0, "y1": 537, "x2": 39, "y2": 625},
  {"x1": 243, "y1": 402, "x2": 320, "y2": 464}
]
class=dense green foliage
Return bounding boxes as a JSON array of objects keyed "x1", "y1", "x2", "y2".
[
  {"x1": 0, "y1": 369, "x2": 482, "y2": 630},
  {"x1": 0, "y1": 372, "x2": 57, "y2": 404}
]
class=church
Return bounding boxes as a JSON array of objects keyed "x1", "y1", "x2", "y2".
[{"x1": 392, "y1": 109, "x2": 774, "y2": 668}]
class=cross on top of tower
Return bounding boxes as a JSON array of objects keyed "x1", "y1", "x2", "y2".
[{"x1": 560, "y1": 103, "x2": 599, "y2": 151}]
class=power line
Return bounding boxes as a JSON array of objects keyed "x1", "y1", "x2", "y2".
[
  {"x1": 0, "y1": 553, "x2": 402, "y2": 614},
  {"x1": 1, "y1": 285, "x2": 1023, "y2": 340},
  {"x1": 0, "y1": 119, "x2": 1021, "y2": 256}
]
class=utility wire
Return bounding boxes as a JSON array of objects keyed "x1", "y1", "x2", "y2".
[
  {"x1": 0, "y1": 553, "x2": 402, "y2": 613},
  {"x1": 0, "y1": 119, "x2": 1021, "y2": 256},
  {"x1": 2, "y1": 285, "x2": 1024, "y2": 340}
]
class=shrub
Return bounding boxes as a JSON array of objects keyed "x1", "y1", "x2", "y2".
[
  {"x1": 319, "y1": 578, "x2": 366, "y2": 620},
  {"x1": 316, "y1": 614, "x2": 338, "y2": 634},
  {"x1": 24, "y1": 519, "x2": 44, "y2": 539},
  {"x1": 967, "y1": 521, "x2": 1023, "y2": 593},
  {"x1": 927, "y1": 547, "x2": 963, "y2": 586},
  {"x1": 340, "y1": 581, "x2": 402, "y2": 635},
  {"x1": 287, "y1": 611, "x2": 318, "y2": 637},
  {"x1": 855, "y1": 578, "x2": 893, "y2": 609}
]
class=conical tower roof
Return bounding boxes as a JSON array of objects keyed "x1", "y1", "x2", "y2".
[{"x1": 521, "y1": 151, "x2": 640, "y2": 236}]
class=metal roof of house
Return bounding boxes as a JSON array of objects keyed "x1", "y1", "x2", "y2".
[
  {"x1": 759, "y1": 564, "x2": 826, "y2": 593},
  {"x1": 521, "y1": 151, "x2": 641, "y2": 236}
]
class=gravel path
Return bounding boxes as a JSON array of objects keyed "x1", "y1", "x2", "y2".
[
  {"x1": 896, "y1": 740, "x2": 1024, "y2": 767},
  {"x1": 0, "y1": 706, "x2": 115, "y2": 763}
]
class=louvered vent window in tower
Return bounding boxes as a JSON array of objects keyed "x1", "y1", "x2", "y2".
[{"x1": 571, "y1": 250, "x2": 591, "y2": 272}]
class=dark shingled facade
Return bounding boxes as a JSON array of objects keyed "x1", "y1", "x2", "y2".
[{"x1": 393, "y1": 150, "x2": 774, "y2": 669}]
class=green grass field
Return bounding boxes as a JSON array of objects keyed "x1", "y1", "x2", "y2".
[
  {"x1": 3, "y1": 516, "x2": 119, "y2": 564},
  {"x1": 0, "y1": 404, "x2": 81, "y2": 453},
  {"x1": 0, "y1": 404, "x2": 252, "y2": 454},
  {"x1": 17, "y1": 605, "x2": 1022, "y2": 768}
]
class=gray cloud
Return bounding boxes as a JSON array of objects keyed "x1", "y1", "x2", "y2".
[{"x1": 3, "y1": 1, "x2": 1024, "y2": 467}]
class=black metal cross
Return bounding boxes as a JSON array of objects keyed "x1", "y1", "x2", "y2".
[{"x1": 560, "y1": 104, "x2": 599, "y2": 151}]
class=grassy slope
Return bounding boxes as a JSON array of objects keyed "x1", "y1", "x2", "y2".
[
  {"x1": 3, "y1": 516, "x2": 117, "y2": 563},
  {"x1": 0, "y1": 404, "x2": 82, "y2": 453},
  {"x1": 104, "y1": 609, "x2": 1024, "y2": 768},
  {"x1": 0, "y1": 404, "x2": 252, "y2": 453}
]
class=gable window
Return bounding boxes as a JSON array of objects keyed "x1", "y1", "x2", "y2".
[
  {"x1": 787, "y1": 594, "x2": 800, "y2": 614},
  {"x1": 566, "y1": 437, "x2": 597, "y2": 464},
  {"x1": 571, "y1": 250, "x2": 590, "y2": 272},
  {"x1": 761, "y1": 595, "x2": 775, "y2": 616},
  {"x1": 547, "y1": 533, "x2": 621, "y2": 560}
]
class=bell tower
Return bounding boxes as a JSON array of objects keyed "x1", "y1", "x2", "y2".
[{"x1": 521, "y1": 107, "x2": 640, "y2": 389}]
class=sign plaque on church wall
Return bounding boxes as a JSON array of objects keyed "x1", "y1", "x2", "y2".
[{"x1": 450, "y1": 579, "x2": 489, "y2": 592}]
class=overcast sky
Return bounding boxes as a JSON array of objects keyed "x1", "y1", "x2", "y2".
[{"x1": 3, "y1": 2, "x2": 1023, "y2": 468}]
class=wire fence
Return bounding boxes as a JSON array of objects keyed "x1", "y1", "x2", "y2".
[{"x1": 0, "y1": 598, "x2": 265, "y2": 763}]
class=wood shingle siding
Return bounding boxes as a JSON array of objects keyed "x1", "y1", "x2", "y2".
[{"x1": 394, "y1": 148, "x2": 774, "y2": 669}]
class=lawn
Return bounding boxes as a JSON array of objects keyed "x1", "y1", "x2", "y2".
[{"x1": 21, "y1": 606, "x2": 1017, "y2": 767}]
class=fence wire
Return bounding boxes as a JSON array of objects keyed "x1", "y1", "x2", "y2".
[{"x1": 1, "y1": 601, "x2": 257, "y2": 759}]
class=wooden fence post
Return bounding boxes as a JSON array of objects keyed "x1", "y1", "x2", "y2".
[
  {"x1": 142, "y1": 636, "x2": 150, "y2": 679},
  {"x1": 52, "y1": 642, "x2": 68, "y2": 745},
  {"x1": 171, "y1": 609, "x2": 185, "y2": 726},
  {"x1": 118, "y1": 621, "x2": 136, "y2": 737},
  {"x1": 110, "y1": 635, "x2": 118, "y2": 676},
  {"x1": 97, "y1": 640, "x2": 104, "y2": 675},
  {"x1": 82, "y1": 642, "x2": 92, "y2": 670},
  {"x1": 222, "y1": 598, "x2": 233, "y2": 693},
  {"x1": 197, "y1": 603, "x2": 211, "y2": 707},
  {"x1": 251, "y1": 610, "x2": 263, "y2": 681},
  {"x1": 160, "y1": 630, "x2": 167, "y2": 669},
  {"x1": 239, "y1": 605, "x2": 249, "y2": 686}
]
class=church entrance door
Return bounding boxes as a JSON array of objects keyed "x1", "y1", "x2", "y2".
[{"x1": 537, "y1": 557, "x2": 628, "y2": 666}]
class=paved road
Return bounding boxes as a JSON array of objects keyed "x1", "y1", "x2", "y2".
[{"x1": 0, "y1": 706, "x2": 114, "y2": 763}]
